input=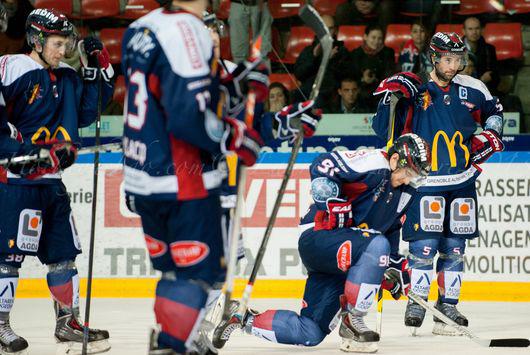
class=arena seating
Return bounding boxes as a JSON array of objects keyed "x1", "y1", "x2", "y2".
[
  {"x1": 268, "y1": 0, "x2": 304, "y2": 19},
  {"x1": 32, "y1": 0, "x2": 74, "y2": 16},
  {"x1": 385, "y1": 24, "x2": 411, "y2": 62},
  {"x1": 484, "y1": 23, "x2": 524, "y2": 61},
  {"x1": 337, "y1": 25, "x2": 365, "y2": 51},
  {"x1": 453, "y1": 0, "x2": 498, "y2": 15},
  {"x1": 269, "y1": 73, "x2": 299, "y2": 92},
  {"x1": 435, "y1": 24, "x2": 464, "y2": 36},
  {"x1": 505, "y1": 0, "x2": 530, "y2": 14},
  {"x1": 312, "y1": 0, "x2": 347, "y2": 16},
  {"x1": 116, "y1": 0, "x2": 158, "y2": 19},
  {"x1": 79, "y1": 0, "x2": 121, "y2": 19},
  {"x1": 100, "y1": 27, "x2": 127, "y2": 64},
  {"x1": 272, "y1": 26, "x2": 314, "y2": 64},
  {"x1": 113, "y1": 75, "x2": 126, "y2": 105}
]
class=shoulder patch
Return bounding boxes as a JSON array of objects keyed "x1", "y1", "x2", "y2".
[
  {"x1": 0, "y1": 55, "x2": 42, "y2": 86},
  {"x1": 453, "y1": 74, "x2": 492, "y2": 101}
]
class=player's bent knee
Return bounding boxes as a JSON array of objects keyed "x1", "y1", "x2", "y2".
[{"x1": 367, "y1": 235, "x2": 391, "y2": 260}]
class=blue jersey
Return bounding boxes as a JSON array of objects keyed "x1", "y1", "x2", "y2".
[
  {"x1": 121, "y1": 8, "x2": 228, "y2": 201},
  {"x1": 301, "y1": 149, "x2": 416, "y2": 244},
  {"x1": 0, "y1": 54, "x2": 113, "y2": 184},
  {"x1": 372, "y1": 74, "x2": 503, "y2": 192}
]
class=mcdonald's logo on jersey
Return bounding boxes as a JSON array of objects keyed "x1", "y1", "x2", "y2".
[{"x1": 431, "y1": 130, "x2": 470, "y2": 171}]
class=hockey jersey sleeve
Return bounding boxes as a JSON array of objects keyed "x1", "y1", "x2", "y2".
[
  {"x1": 77, "y1": 76, "x2": 114, "y2": 128},
  {"x1": 371, "y1": 97, "x2": 413, "y2": 143},
  {"x1": 478, "y1": 89, "x2": 503, "y2": 136}
]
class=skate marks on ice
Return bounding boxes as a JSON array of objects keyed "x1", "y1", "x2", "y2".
[{"x1": 9, "y1": 298, "x2": 530, "y2": 355}]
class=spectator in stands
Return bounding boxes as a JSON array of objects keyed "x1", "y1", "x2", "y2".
[
  {"x1": 228, "y1": 0, "x2": 273, "y2": 63},
  {"x1": 0, "y1": 0, "x2": 31, "y2": 55},
  {"x1": 266, "y1": 82, "x2": 289, "y2": 113},
  {"x1": 350, "y1": 24, "x2": 396, "y2": 111},
  {"x1": 293, "y1": 14, "x2": 353, "y2": 109},
  {"x1": 398, "y1": 20, "x2": 432, "y2": 82},
  {"x1": 461, "y1": 53, "x2": 477, "y2": 77},
  {"x1": 324, "y1": 77, "x2": 369, "y2": 114},
  {"x1": 335, "y1": 0, "x2": 397, "y2": 30},
  {"x1": 462, "y1": 17, "x2": 499, "y2": 93}
]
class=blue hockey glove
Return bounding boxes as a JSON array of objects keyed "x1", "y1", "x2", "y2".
[
  {"x1": 220, "y1": 59, "x2": 269, "y2": 116},
  {"x1": 78, "y1": 36, "x2": 114, "y2": 82},
  {"x1": 222, "y1": 117, "x2": 263, "y2": 167},
  {"x1": 471, "y1": 129, "x2": 504, "y2": 164},
  {"x1": 374, "y1": 71, "x2": 422, "y2": 101},
  {"x1": 382, "y1": 255, "x2": 411, "y2": 300},
  {"x1": 274, "y1": 100, "x2": 322, "y2": 142}
]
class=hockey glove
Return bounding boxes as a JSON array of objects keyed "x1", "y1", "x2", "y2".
[
  {"x1": 374, "y1": 72, "x2": 422, "y2": 101},
  {"x1": 470, "y1": 129, "x2": 504, "y2": 164},
  {"x1": 7, "y1": 141, "x2": 77, "y2": 179},
  {"x1": 274, "y1": 100, "x2": 322, "y2": 142},
  {"x1": 7, "y1": 122, "x2": 23, "y2": 143},
  {"x1": 220, "y1": 59, "x2": 269, "y2": 116},
  {"x1": 314, "y1": 198, "x2": 354, "y2": 231},
  {"x1": 381, "y1": 255, "x2": 411, "y2": 300},
  {"x1": 222, "y1": 117, "x2": 263, "y2": 167},
  {"x1": 78, "y1": 37, "x2": 114, "y2": 82}
]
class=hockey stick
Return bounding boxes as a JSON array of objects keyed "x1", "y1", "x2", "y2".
[
  {"x1": 221, "y1": 36, "x2": 263, "y2": 321},
  {"x1": 236, "y1": 4, "x2": 332, "y2": 320},
  {"x1": 408, "y1": 292, "x2": 530, "y2": 348},
  {"x1": 79, "y1": 142, "x2": 122, "y2": 154},
  {"x1": 82, "y1": 64, "x2": 103, "y2": 355},
  {"x1": 375, "y1": 288, "x2": 383, "y2": 335},
  {"x1": 0, "y1": 153, "x2": 42, "y2": 167},
  {"x1": 386, "y1": 92, "x2": 403, "y2": 151}
]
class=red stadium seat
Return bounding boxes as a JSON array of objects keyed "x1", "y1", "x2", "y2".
[
  {"x1": 113, "y1": 75, "x2": 126, "y2": 105},
  {"x1": 483, "y1": 23, "x2": 523, "y2": 61},
  {"x1": 32, "y1": 0, "x2": 74, "y2": 16},
  {"x1": 273, "y1": 26, "x2": 314, "y2": 64},
  {"x1": 435, "y1": 24, "x2": 464, "y2": 37},
  {"x1": 220, "y1": 35, "x2": 232, "y2": 61},
  {"x1": 505, "y1": 0, "x2": 530, "y2": 14},
  {"x1": 268, "y1": 0, "x2": 304, "y2": 19},
  {"x1": 454, "y1": 0, "x2": 498, "y2": 15},
  {"x1": 385, "y1": 24, "x2": 411, "y2": 62},
  {"x1": 217, "y1": 0, "x2": 230, "y2": 20},
  {"x1": 79, "y1": 0, "x2": 121, "y2": 18},
  {"x1": 337, "y1": 25, "x2": 366, "y2": 51},
  {"x1": 100, "y1": 28, "x2": 127, "y2": 64},
  {"x1": 116, "y1": 0, "x2": 158, "y2": 19},
  {"x1": 269, "y1": 73, "x2": 299, "y2": 92},
  {"x1": 313, "y1": 0, "x2": 347, "y2": 16}
]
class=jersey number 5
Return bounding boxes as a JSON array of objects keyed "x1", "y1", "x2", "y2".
[{"x1": 125, "y1": 71, "x2": 148, "y2": 130}]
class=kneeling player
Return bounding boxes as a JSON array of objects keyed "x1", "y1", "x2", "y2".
[{"x1": 213, "y1": 134, "x2": 431, "y2": 353}]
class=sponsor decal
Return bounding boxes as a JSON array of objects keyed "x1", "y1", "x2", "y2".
[
  {"x1": 144, "y1": 235, "x2": 167, "y2": 258},
  {"x1": 16, "y1": 209, "x2": 42, "y2": 252},
  {"x1": 170, "y1": 241, "x2": 209, "y2": 267},
  {"x1": 420, "y1": 196, "x2": 445, "y2": 232},
  {"x1": 431, "y1": 130, "x2": 470, "y2": 172},
  {"x1": 450, "y1": 198, "x2": 476, "y2": 234},
  {"x1": 336, "y1": 241, "x2": 352, "y2": 272}
]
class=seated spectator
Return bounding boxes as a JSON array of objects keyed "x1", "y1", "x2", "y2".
[
  {"x1": 350, "y1": 24, "x2": 396, "y2": 111},
  {"x1": 335, "y1": 0, "x2": 397, "y2": 30},
  {"x1": 462, "y1": 17, "x2": 499, "y2": 93},
  {"x1": 324, "y1": 77, "x2": 369, "y2": 114},
  {"x1": 461, "y1": 53, "x2": 477, "y2": 77},
  {"x1": 293, "y1": 14, "x2": 353, "y2": 110},
  {"x1": 398, "y1": 20, "x2": 432, "y2": 82},
  {"x1": 266, "y1": 82, "x2": 290, "y2": 113}
]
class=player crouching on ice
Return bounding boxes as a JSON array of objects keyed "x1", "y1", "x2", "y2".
[{"x1": 212, "y1": 134, "x2": 431, "y2": 353}]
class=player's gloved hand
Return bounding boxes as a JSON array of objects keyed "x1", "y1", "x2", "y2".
[
  {"x1": 274, "y1": 100, "x2": 322, "y2": 142},
  {"x1": 220, "y1": 59, "x2": 269, "y2": 116},
  {"x1": 314, "y1": 198, "x2": 353, "y2": 231},
  {"x1": 470, "y1": 129, "x2": 504, "y2": 164},
  {"x1": 381, "y1": 255, "x2": 411, "y2": 300},
  {"x1": 7, "y1": 122, "x2": 23, "y2": 143},
  {"x1": 7, "y1": 140, "x2": 77, "y2": 179},
  {"x1": 78, "y1": 36, "x2": 114, "y2": 82},
  {"x1": 222, "y1": 117, "x2": 263, "y2": 167},
  {"x1": 374, "y1": 72, "x2": 422, "y2": 100}
]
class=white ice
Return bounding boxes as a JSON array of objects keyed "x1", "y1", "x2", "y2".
[{"x1": 10, "y1": 298, "x2": 530, "y2": 355}]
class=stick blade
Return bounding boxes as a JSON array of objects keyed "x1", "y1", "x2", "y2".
[
  {"x1": 489, "y1": 338, "x2": 530, "y2": 347},
  {"x1": 298, "y1": 5, "x2": 330, "y2": 41}
]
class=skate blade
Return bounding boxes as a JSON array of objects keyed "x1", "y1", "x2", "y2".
[
  {"x1": 340, "y1": 338, "x2": 378, "y2": 353},
  {"x1": 0, "y1": 347, "x2": 28, "y2": 355},
  {"x1": 432, "y1": 322, "x2": 463, "y2": 336},
  {"x1": 56, "y1": 339, "x2": 111, "y2": 355},
  {"x1": 407, "y1": 326, "x2": 420, "y2": 337}
]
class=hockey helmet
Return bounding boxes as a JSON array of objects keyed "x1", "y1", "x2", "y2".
[
  {"x1": 429, "y1": 32, "x2": 467, "y2": 70},
  {"x1": 388, "y1": 133, "x2": 431, "y2": 178},
  {"x1": 25, "y1": 8, "x2": 75, "y2": 52}
]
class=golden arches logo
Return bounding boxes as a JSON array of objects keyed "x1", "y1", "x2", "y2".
[
  {"x1": 31, "y1": 126, "x2": 72, "y2": 144},
  {"x1": 431, "y1": 130, "x2": 469, "y2": 172}
]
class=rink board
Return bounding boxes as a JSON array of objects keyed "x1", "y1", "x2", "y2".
[{"x1": 16, "y1": 151, "x2": 530, "y2": 301}]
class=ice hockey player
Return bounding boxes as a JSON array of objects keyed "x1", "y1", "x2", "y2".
[
  {"x1": 212, "y1": 133, "x2": 431, "y2": 353},
  {"x1": 0, "y1": 8, "x2": 114, "y2": 355},
  {"x1": 371, "y1": 32, "x2": 504, "y2": 336}
]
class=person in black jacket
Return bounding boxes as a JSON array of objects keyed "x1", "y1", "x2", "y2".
[
  {"x1": 324, "y1": 77, "x2": 370, "y2": 114},
  {"x1": 293, "y1": 14, "x2": 354, "y2": 109},
  {"x1": 462, "y1": 17, "x2": 499, "y2": 93}
]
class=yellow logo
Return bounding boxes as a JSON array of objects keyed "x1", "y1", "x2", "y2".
[
  {"x1": 421, "y1": 91, "x2": 432, "y2": 111},
  {"x1": 8, "y1": 239, "x2": 14, "y2": 248},
  {"x1": 431, "y1": 130, "x2": 470, "y2": 172},
  {"x1": 414, "y1": 223, "x2": 419, "y2": 231},
  {"x1": 28, "y1": 84, "x2": 40, "y2": 105},
  {"x1": 31, "y1": 125, "x2": 72, "y2": 144}
]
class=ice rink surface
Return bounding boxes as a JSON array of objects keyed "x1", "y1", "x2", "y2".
[{"x1": 10, "y1": 298, "x2": 530, "y2": 355}]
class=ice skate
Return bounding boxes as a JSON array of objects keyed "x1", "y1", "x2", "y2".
[
  {"x1": 54, "y1": 313, "x2": 110, "y2": 355},
  {"x1": 0, "y1": 319, "x2": 28, "y2": 355},
  {"x1": 404, "y1": 297, "x2": 427, "y2": 336},
  {"x1": 212, "y1": 300, "x2": 247, "y2": 349},
  {"x1": 432, "y1": 299, "x2": 468, "y2": 336},
  {"x1": 148, "y1": 328, "x2": 177, "y2": 355},
  {"x1": 339, "y1": 311, "x2": 379, "y2": 353}
]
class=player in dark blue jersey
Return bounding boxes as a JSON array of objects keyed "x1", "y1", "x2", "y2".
[
  {"x1": 372, "y1": 32, "x2": 504, "y2": 336},
  {"x1": 0, "y1": 8, "x2": 113, "y2": 355},
  {"x1": 212, "y1": 134, "x2": 431, "y2": 353}
]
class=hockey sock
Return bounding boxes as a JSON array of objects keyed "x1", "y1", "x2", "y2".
[
  {"x1": 251, "y1": 310, "x2": 325, "y2": 346},
  {"x1": 154, "y1": 278, "x2": 208, "y2": 353},
  {"x1": 0, "y1": 264, "x2": 19, "y2": 319},
  {"x1": 344, "y1": 235, "x2": 389, "y2": 313},
  {"x1": 408, "y1": 239, "x2": 437, "y2": 299},
  {"x1": 436, "y1": 253, "x2": 464, "y2": 304},
  {"x1": 46, "y1": 260, "x2": 80, "y2": 316}
]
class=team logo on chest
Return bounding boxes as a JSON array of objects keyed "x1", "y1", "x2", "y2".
[
  {"x1": 443, "y1": 94, "x2": 451, "y2": 105},
  {"x1": 27, "y1": 84, "x2": 42, "y2": 104},
  {"x1": 417, "y1": 91, "x2": 432, "y2": 111}
]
